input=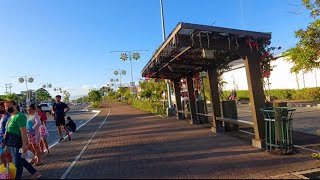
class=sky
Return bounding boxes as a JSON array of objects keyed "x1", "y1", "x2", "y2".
[{"x1": 0, "y1": 0, "x2": 312, "y2": 99}]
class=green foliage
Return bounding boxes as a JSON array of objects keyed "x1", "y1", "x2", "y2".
[
  {"x1": 303, "y1": 0, "x2": 320, "y2": 17},
  {"x1": 293, "y1": 87, "x2": 320, "y2": 100},
  {"x1": 268, "y1": 89, "x2": 296, "y2": 100},
  {"x1": 91, "y1": 101, "x2": 101, "y2": 108},
  {"x1": 76, "y1": 96, "x2": 89, "y2": 102},
  {"x1": 35, "y1": 88, "x2": 52, "y2": 103},
  {"x1": 88, "y1": 90, "x2": 102, "y2": 102},
  {"x1": 131, "y1": 100, "x2": 165, "y2": 115},
  {"x1": 217, "y1": 88, "x2": 320, "y2": 101},
  {"x1": 0, "y1": 93, "x2": 22, "y2": 102},
  {"x1": 138, "y1": 79, "x2": 166, "y2": 101},
  {"x1": 284, "y1": 0, "x2": 320, "y2": 73}
]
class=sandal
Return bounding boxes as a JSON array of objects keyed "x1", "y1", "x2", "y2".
[
  {"x1": 35, "y1": 162, "x2": 42, "y2": 166},
  {"x1": 59, "y1": 138, "x2": 64, "y2": 143}
]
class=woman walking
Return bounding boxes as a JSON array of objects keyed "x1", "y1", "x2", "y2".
[
  {"x1": 4, "y1": 100, "x2": 41, "y2": 179},
  {"x1": 36, "y1": 105, "x2": 49, "y2": 155},
  {"x1": 26, "y1": 104, "x2": 42, "y2": 166}
]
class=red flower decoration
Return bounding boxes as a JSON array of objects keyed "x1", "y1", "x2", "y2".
[
  {"x1": 263, "y1": 71, "x2": 271, "y2": 78},
  {"x1": 250, "y1": 41, "x2": 258, "y2": 47}
]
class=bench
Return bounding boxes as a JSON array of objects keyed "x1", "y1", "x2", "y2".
[
  {"x1": 196, "y1": 113, "x2": 212, "y2": 117},
  {"x1": 216, "y1": 117, "x2": 254, "y2": 127},
  {"x1": 177, "y1": 111, "x2": 191, "y2": 114}
]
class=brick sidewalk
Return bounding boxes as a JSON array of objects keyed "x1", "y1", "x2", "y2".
[{"x1": 24, "y1": 102, "x2": 320, "y2": 179}]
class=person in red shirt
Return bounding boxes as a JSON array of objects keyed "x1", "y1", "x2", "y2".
[{"x1": 36, "y1": 106, "x2": 49, "y2": 156}]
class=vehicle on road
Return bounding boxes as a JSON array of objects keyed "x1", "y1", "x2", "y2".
[{"x1": 39, "y1": 103, "x2": 53, "y2": 114}]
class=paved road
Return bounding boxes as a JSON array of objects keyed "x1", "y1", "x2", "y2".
[
  {"x1": 25, "y1": 102, "x2": 320, "y2": 179},
  {"x1": 44, "y1": 104, "x2": 97, "y2": 146}
]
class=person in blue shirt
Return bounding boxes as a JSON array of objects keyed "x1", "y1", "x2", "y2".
[{"x1": 0, "y1": 101, "x2": 10, "y2": 145}]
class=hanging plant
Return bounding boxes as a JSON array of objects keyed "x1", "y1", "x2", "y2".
[{"x1": 256, "y1": 38, "x2": 282, "y2": 78}]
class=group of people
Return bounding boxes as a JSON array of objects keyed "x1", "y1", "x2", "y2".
[{"x1": 0, "y1": 95, "x2": 72, "y2": 179}]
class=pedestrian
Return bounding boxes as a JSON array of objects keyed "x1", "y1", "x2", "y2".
[
  {"x1": 0, "y1": 102, "x2": 10, "y2": 151},
  {"x1": 3, "y1": 100, "x2": 41, "y2": 179},
  {"x1": 26, "y1": 104, "x2": 42, "y2": 166},
  {"x1": 36, "y1": 105, "x2": 49, "y2": 156},
  {"x1": 51, "y1": 95, "x2": 71, "y2": 142}
]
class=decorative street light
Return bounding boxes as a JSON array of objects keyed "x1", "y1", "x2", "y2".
[
  {"x1": 110, "y1": 50, "x2": 148, "y2": 95},
  {"x1": 54, "y1": 87, "x2": 63, "y2": 93},
  {"x1": 42, "y1": 83, "x2": 52, "y2": 89},
  {"x1": 108, "y1": 69, "x2": 127, "y2": 87},
  {"x1": 15, "y1": 75, "x2": 36, "y2": 106}
]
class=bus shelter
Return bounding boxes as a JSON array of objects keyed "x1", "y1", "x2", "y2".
[{"x1": 141, "y1": 22, "x2": 271, "y2": 148}]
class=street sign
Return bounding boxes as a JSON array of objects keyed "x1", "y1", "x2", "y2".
[
  {"x1": 130, "y1": 86, "x2": 137, "y2": 95},
  {"x1": 130, "y1": 82, "x2": 135, "y2": 86}
]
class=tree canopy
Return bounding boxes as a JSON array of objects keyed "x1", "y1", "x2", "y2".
[
  {"x1": 35, "y1": 88, "x2": 52, "y2": 102},
  {"x1": 88, "y1": 90, "x2": 102, "y2": 102},
  {"x1": 138, "y1": 79, "x2": 166, "y2": 101},
  {"x1": 284, "y1": 0, "x2": 320, "y2": 73}
]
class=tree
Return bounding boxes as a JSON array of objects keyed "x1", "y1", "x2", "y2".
[
  {"x1": 138, "y1": 79, "x2": 166, "y2": 101},
  {"x1": 1, "y1": 93, "x2": 21, "y2": 102},
  {"x1": 76, "y1": 96, "x2": 89, "y2": 102},
  {"x1": 35, "y1": 88, "x2": 52, "y2": 103},
  {"x1": 99, "y1": 86, "x2": 111, "y2": 96},
  {"x1": 62, "y1": 90, "x2": 71, "y2": 103},
  {"x1": 284, "y1": 0, "x2": 320, "y2": 73},
  {"x1": 88, "y1": 90, "x2": 102, "y2": 102}
]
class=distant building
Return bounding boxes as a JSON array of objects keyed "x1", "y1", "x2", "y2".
[{"x1": 223, "y1": 56, "x2": 319, "y2": 90}]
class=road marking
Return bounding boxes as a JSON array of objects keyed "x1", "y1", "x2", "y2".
[
  {"x1": 83, "y1": 104, "x2": 92, "y2": 111},
  {"x1": 48, "y1": 110, "x2": 100, "y2": 149},
  {"x1": 294, "y1": 145, "x2": 320, "y2": 153},
  {"x1": 60, "y1": 109, "x2": 111, "y2": 179}
]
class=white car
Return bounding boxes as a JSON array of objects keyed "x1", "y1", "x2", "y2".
[{"x1": 39, "y1": 103, "x2": 53, "y2": 114}]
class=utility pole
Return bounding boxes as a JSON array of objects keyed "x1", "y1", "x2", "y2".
[{"x1": 5, "y1": 84, "x2": 12, "y2": 94}]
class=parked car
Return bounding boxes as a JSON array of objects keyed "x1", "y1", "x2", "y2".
[{"x1": 39, "y1": 103, "x2": 53, "y2": 114}]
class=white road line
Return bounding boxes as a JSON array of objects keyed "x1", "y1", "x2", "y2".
[
  {"x1": 60, "y1": 109, "x2": 111, "y2": 179},
  {"x1": 294, "y1": 145, "x2": 320, "y2": 153},
  {"x1": 83, "y1": 104, "x2": 92, "y2": 111},
  {"x1": 48, "y1": 111, "x2": 100, "y2": 149}
]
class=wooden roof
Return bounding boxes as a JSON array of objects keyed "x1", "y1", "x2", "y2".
[{"x1": 141, "y1": 22, "x2": 271, "y2": 79}]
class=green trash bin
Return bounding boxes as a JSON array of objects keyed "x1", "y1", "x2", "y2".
[{"x1": 260, "y1": 107, "x2": 296, "y2": 155}]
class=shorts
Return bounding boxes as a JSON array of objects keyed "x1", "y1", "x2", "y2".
[
  {"x1": 27, "y1": 133, "x2": 40, "y2": 145},
  {"x1": 55, "y1": 117, "x2": 66, "y2": 126}
]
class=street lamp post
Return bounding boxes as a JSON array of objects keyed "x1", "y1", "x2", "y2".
[
  {"x1": 107, "y1": 69, "x2": 127, "y2": 87},
  {"x1": 4, "y1": 84, "x2": 13, "y2": 94},
  {"x1": 110, "y1": 50, "x2": 148, "y2": 95},
  {"x1": 159, "y1": 0, "x2": 175, "y2": 116}
]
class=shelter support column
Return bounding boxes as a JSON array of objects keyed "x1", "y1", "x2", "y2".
[
  {"x1": 242, "y1": 50, "x2": 266, "y2": 148},
  {"x1": 207, "y1": 68, "x2": 223, "y2": 133},
  {"x1": 186, "y1": 74, "x2": 198, "y2": 124},
  {"x1": 173, "y1": 79, "x2": 183, "y2": 120}
]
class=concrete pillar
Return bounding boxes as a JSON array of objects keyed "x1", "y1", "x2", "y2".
[
  {"x1": 186, "y1": 74, "x2": 198, "y2": 124},
  {"x1": 242, "y1": 51, "x2": 266, "y2": 148},
  {"x1": 207, "y1": 68, "x2": 223, "y2": 133},
  {"x1": 173, "y1": 79, "x2": 183, "y2": 120}
]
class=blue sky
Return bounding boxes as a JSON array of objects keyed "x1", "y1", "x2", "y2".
[{"x1": 0, "y1": 0, "x2": 311, "y2": 99}]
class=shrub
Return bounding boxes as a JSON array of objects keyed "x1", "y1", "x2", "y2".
[
  {"x1": 131, "y1": 100, "x2": 165, "y2": 115},
  {"x1": 293, "y1": 87, "x2": 320, "y2": 100},
  {"x1": 91, "y1": 101, "x2": 101, "y2": 108},
  {"x1": 268, "y1": 89, "x2": 296, "y2": 100}
]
